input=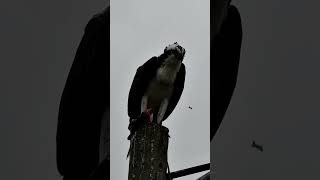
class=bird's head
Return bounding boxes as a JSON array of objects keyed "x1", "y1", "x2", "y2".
[
  {"x1": 163, "y1": 42, "x2": 185, "y2": 62},
  {"x1": 156, "y1": 42, "x2": 185, "y2": 83}
]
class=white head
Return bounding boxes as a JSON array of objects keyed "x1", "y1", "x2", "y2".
[
  {"x1": 156, "y1": 42, "x2": 185, "y2": 84},
  {"x1": 163, "y1": 42, "x2": 186, "y2": 61}
]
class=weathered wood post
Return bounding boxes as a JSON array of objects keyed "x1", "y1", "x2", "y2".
[{"x1": 128, "y1": 122, "x2": 170, "y2": 180}]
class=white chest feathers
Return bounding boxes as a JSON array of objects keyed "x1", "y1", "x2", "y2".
[{"x1": 156, "y1": 56, "x2": 181, "y2": 84}]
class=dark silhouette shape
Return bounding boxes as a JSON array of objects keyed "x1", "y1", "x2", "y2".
[
  {"x1": 212, "y1": 0, "x2": 233, "y2": 38},
  {"x1": 56, "y1": 6, "x2": 110, "y2": 180},
  {"x1": 87, "y1": 157, "x2": 109, "y2": 180},
  {"x1": 251, "y1": 141, "x2": 264, "y2": 152},
  {"x1": 211, "y1": 1, "x2": 242, "y2": 140},
  {"x1": 188, "y1": 106, "x2": 192, "y2": 110}
]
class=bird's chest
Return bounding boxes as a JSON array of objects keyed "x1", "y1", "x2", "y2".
[{"x1": 144, "y1": 78, "x2": 173, "y2": 108}]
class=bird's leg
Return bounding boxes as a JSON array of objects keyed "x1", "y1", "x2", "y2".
[
  {"x1": 141, "y1": 96, "x2": 153, "y2": 123},
  {"x1": 145, "y1": 108, "x2": 153, "y2": 123},
  {"x1": 157, "y1": 98, "x2": 169, "y2": 124}
]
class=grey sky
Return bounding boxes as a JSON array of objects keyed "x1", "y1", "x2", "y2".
[
  {"x1": 111, "y1": 0, "x2": 210, "y2": 179},
  {"x1": 211, "y1": 0, "x2": 320, "y2": 179}
]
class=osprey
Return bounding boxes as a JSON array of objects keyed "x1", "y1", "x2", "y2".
[{"x1": 127, "y1": 42, "x2": 186, "y2": 139}]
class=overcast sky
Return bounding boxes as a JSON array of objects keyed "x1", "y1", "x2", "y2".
[
  {"x1": 111, "y1": 0, "x2": 210, "y2": 179},
  {"x1": 211, "y1": 0, "x2": 320, "y2": 179}
]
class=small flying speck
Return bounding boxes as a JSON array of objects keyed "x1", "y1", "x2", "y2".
[{"x1": 251, "y1": 140, "x2": 264, "y2": 152}]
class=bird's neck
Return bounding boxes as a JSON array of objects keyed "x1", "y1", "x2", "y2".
[{"x1": 156, "y1": 63, "x2": 181, "y2": 84}]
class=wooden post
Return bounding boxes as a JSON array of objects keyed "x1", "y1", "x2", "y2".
[{"x1": 128, "y1": 122, "x2": 170, "y2": 180}]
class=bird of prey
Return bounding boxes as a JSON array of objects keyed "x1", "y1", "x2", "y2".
[
  {"x1": 251, "y1": 141, "x2": 264, "y2": 152},
  {"x1": 127, "y1": 42, "x2": 186, "y2": 139},
  {"x1": 211, "y1": 1, "x2": 242, "y2": 140}
]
